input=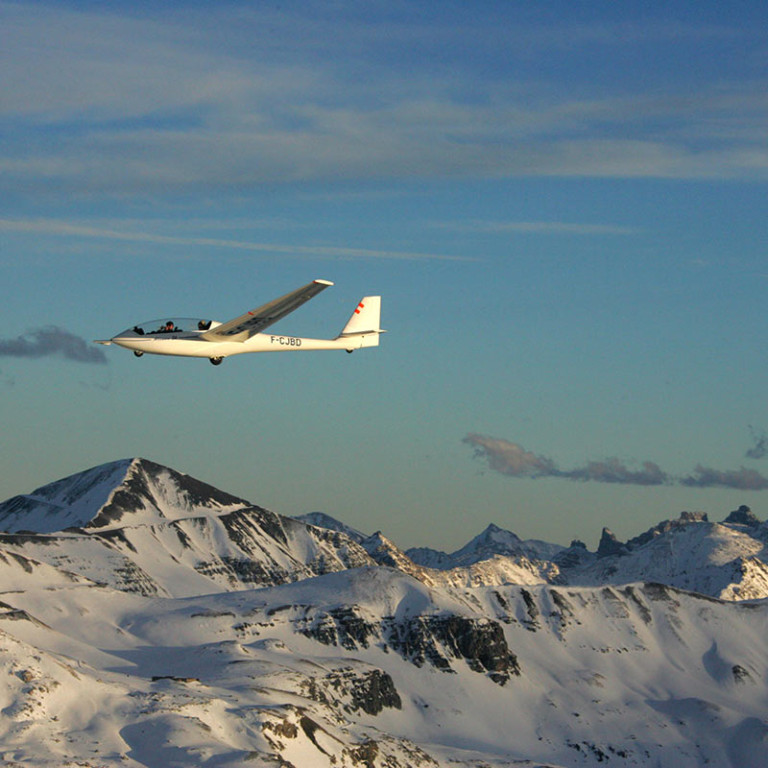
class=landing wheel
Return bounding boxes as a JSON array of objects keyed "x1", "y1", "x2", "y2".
[
  {"x1": 346, "y1": 350, "x2": 354, "y2": 354},
  {"x1": 134, "y1": 350, "x2": 144, "y2": 357},
  {"x1": 209, "y1": 357, "x2": 223, "y2": 366}
]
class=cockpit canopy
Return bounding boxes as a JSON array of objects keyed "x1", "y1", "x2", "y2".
[{"x1": 117, "y1": 318, "x2": 221, "y2": 337}]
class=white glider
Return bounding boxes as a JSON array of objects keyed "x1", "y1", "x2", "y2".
[{"x1": 95, "y1": 279, "x2": 383, "y2": 365}]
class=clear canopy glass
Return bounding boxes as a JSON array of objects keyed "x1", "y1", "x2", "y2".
[{"x1": 120, "y1": 318, "x2": 215, "y2": 336}]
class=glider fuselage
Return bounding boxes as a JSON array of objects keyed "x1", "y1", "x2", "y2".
[{"x1": 110, "y1": 324, "x2": 373, "y2": 358}]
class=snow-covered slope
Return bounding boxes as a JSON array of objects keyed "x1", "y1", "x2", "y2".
[
  {"x1": 2, "y1": 564, "x2": 768, "y2": 767},
  {"x1": 2, "y1": 460, "x2": 768, "y2": 766},
  {"x1": 566, "y1": 514, "x2": 768, "y2": 601},
  {"x1": 0, "y1": 459, "x2": 378, "y2": 597},
  {"x1": 0, "y1": 507, "x2": 377, "y2": 598}
]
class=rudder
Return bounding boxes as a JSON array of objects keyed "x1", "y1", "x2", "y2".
[
  {"x1": 340, "y1": 296, "x2": 381, "y2": 335},
  {"x1": 338, "y1": 296, "x2": 382, "y2": 348}
]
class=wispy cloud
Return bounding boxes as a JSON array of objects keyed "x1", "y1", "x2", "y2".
[
  {"x1": 746, "y1": 426, "x2": 767, "y2": 460},
  {"x1": 437, "y1": 220, "x2": 639, "y2": 236},
  {"x1": 0, "y1": 218, "x2": 461, "y2": 262},
  {"x1": 0, "y1": 327, "x2": 107, "y2": 364},
  {"x1": 463, "y1": 433, "x2": 768, "y2": 491},
  {"x1": 2, "y1": 4, "x2": 767, "y2": 197}
]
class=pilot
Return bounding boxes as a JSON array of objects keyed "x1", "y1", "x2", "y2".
[{"x1": 163, "y1": 321, "x2": 175, "y2": 333}]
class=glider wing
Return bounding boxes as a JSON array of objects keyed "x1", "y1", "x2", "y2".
[{"x1": 201, "y1": 279, "x2": 334, "y2": 342}]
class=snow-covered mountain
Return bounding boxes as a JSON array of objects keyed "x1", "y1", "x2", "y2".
[
  {"x1": 0, "y1": 459, "x2": 377, "y2": 597},
  {"x1": 2, "y1": 459, "x2": 768, "y2": 767},
  {"x1": 408, "y1": 521, "x2": 565, "y2": 568},
  {"x1": 568, "y1": 515, "x2": 768, "y2": 600},
  {"x1": 0, "y1": 457, "x2": 249, "y2": 533}
]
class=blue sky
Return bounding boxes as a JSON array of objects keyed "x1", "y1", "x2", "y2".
[{"x1": 1, "y1": 1, "x2": 767, "y2": 551}]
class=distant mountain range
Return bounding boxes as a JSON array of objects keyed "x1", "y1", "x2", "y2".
[{"x1": 1, "y1": 458, "x2": 767, "y2": 767}]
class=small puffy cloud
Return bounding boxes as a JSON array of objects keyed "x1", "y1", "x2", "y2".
[
  {"x1": 462, "y1": 434, "x2": 558, "y2": 478},
  {"x1": 563, "y1": 458, "x2": 669, "y2": 486},
  {"x1": 0, "y1": 327, "x2": 107, "y2": 364},
  {"x1": 680, "y1": 465, "x2": 768, "y2": 491}
]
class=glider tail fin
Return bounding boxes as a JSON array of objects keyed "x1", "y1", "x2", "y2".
[{"x1": 337, "y1": 296, "x2": 383, "y2": 348}]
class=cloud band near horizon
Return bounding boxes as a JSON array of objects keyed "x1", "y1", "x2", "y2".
[{"x1": 463, "y1": 433, "x2": 768, "y2": 491}]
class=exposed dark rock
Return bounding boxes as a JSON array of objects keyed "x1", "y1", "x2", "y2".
[
  {"x1": 388, "y1": 615, "x2": 520, "y2": 683},
  {"x1": 88, "y1": 459, "x2": 249, "y2": 529},
  {"x1": 347, "y1": 739, "x2": 379, "y2": 768},
  {"x1": 151, "y1": 675, "x2": 200, "y2": 683},
  {"x1": 221, "y1": 507, "x2": 288, "y2": 550},
  {"x1": 405, "y1": 546, "x2": 451, "y2": 568},
  {"x1": 643, "y1": 582, "x2": 681, "y2": 604},
  {"x1": 622, "y1": 585, "x2": 653, "y2": 624},
  {"x1": 299, "y1": 606, "x2": 379, "y2": 650},
  {"x1": 309, "y1": 668, "x2": 402, "y2": 715},
  {"x1": 724, "y1": 505, "x2": 760, "y2": 527},
  {"x1": 625, "y1": 512, "x2": 709, "y2": 551},
  {"x1": 0, "y1": 532, "x2": 61, "y2": 547},
  {"x1": 554, "y1": 540, "x2": 594, "y2": 569},
  {"x1": 299, "y1": 606, "x2": 519, "y2": 684},
  {"x1": 520, "y1": 588, "x2": 540, "y2": 627},
  {"x1": 93, "y1": 527, "x2": 138, "y2": 553},
  {"x1": 597, "y1": 528, "x2": 629, "y2": 558},
  {"x1": 112, "y1": 562, "x2": 161, "y2": 596},
  {"x1": 195, "y1": 555, "x2": 287, "y2": 588},
  {"x1": 295, "y1": 512, "x2": 367, "y2": 543},
  {"x1": 732, "y1": 664, "x2": 753, "y2": 684}
]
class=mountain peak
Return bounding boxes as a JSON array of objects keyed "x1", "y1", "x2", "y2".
[
  {"x1": 0, "y1": 458, "x2": 250, "y2": 534},
  {"x1": 293, "y1": 512, "x2": 367, "y2": 543},
  {"x1": 724, "y1": 504, "x2": 760, "y2": 527},
  {"x1": 597, "y1": 527, "x2": 629, "y2": 558},
  {"x1": 0, "y1": 459, "x2": 134, "y2": 533}
]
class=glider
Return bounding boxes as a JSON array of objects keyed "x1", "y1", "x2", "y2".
[{"x1": 95, "y1": 279, "x2": 383, "y2": 365}]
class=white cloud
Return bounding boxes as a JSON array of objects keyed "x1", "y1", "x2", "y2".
[
  {"x1": 0, "y1": 218, "x2": 462, "y2": 261},
  {"x1": 2, "y1": 3, "x2": 767, "y2": 195},
  {"x1": 439, "y1": 220, "x2": 639, "y2": 236}
]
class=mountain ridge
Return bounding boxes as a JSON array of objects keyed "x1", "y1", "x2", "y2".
[
  {"x1": 2, "y1": 458, "x2": 768, "y2": 766},
  {"x1": 2, "y1": 458, "x2": 767, "y2": 602}
]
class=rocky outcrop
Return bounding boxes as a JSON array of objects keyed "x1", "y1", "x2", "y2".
[
  {"x1": 627, "y1": 511, "x2": 708, "y2": 548},
  {"x1": 298, "y1": 604, "x2": 520, "y2": 685},
  {"x1": 724, "y1": 504, "x2": 760, "y2": 527},
  {"x1": 303, "y1": 667, "x2": 402, "y2": 715},
  {"x1": 597, "y1": 528, "x2": 629, "y2": 558}
]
